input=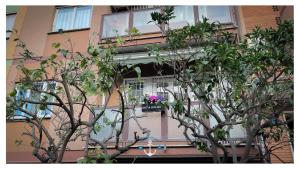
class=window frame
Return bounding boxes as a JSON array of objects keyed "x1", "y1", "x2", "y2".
[
  {"x1": 13, "y1": 81, "x2": 57, "y2": 120},
  {"x1": 52, "y1": 6, "x2": 93, "y2": 32},
  {"x1": 124, "y1": 79, "x2": 145, "y2": 104}
]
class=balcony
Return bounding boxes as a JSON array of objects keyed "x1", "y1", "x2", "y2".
[{"x1": 101, "y1": 6, "x2": 237, "y2": 39}]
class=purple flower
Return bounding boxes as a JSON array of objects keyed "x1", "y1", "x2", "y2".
[
  {"x1": 149, "y1": 95, "x2": 157, "y2": 103},
  {"x1": 157, "y1": 95, "x2": 164, "y2": 102}
]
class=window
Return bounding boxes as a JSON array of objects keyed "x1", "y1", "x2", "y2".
[
  {"x1": 133, "y1": 8, "x2": 161, "y2": 34},
  {"x1": 53, "y1": 6, "x2": 92, "y2": 32},
  {"x1": 127, "y1": 81, "x2": 144, "y2": 103},
  {"x1": 90, "y1": 109, "x2": 121, "y2": 141},
  {"x1": 156, "y1": 81, "x2": 169, "y2": 101},
  {"x1": 6, "y1": 13, "x2": 16, "y2": 39},
  {"x1": 198, "y1": 6, "x2": 232, "y2": 23},
  {"x1": 14, "y1": 82, "x2": 56, "y2": 119},
  {"x1": 169, "y1": 6, "x2": 195, "y2": 29},
  {"x1": 102, "y1": 12, "x2": 129, "y2": 38}
]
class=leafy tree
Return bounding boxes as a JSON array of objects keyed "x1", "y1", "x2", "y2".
[
  {"x1": 6, "y1": 34, "x2": 148, "y2": 163},
  {"x1": 149, "y1": 8, "x2": 293, "y2": 163}
]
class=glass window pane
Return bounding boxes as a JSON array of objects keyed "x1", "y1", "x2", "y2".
[
  {"x1": 54, "y1": 7, "x2": 74, "y2": 31},
  {"x1": 90, "y1": 109, "x2": 121, "y2": 141},
  {"x1": 127, "y1": 81, "x2": 144, "y2": 103},
  {"x1": 74, "y1": 6, "x2": 92, "y2": 29},
  {"x1": 229, "y1": 124, "x2": 247, "y2": 139},
  {"x1": 157, "y1": 82, "x2": 168, "y2": 88},
  {"x1": 198, "y1": 6, "x2": 232, "y2": 23},
  {"x1": 39, "y1": 83, "x2": 56, "y2": 117},
  {"x1": 102, "y1": 13, "x2": 129, "y2": 38},
  {"x1": 14, "y1": 82, "x2": 56, "y2": 118},
  {"x1": 6, "y1": 14, "x2": 16, "y2": 38},
  {"x1": 133, "y1": 9, "x2": 161, "y2": 34},
  {"x1": 169, "y1": 6, "x2": 195, "y2": 29},
  {"x1": 15, "y1": 90, "x2": 26, "y2": 116}
]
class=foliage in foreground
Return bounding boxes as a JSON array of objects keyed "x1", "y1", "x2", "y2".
[
  {"x1": 149, "y1": 7, "x2": 293, "y2": 163},
  {"x1": 6, "y1": 33, "x2": 147, "y2": 163}
]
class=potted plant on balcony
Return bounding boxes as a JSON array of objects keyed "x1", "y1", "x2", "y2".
[{"x1": 142, "y1": 95, "x2": 165, "y2": 112}]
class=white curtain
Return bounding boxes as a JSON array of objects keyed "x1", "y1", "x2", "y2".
[
  {"x1": 169, "y1": 6, "x2": 195, "y2": 29},
  {"x1": 6, "y1": 14, "x2": 16, "y2": 38},
  {"x1": 74, "y1": 6, "x2": 92, "y2": 29},
  {"x1": 54, "y1": 7, "x2": 74, "y2": 31},
  {"x1": 172, "y1": 6, "x2": 194, "y2": 24},
  {"x1": 54, "y1": 6, "x2": 92, "y2": 32}
]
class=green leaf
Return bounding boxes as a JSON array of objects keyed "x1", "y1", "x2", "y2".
[
  {"x1": 213, "y1": 128, "x2": 228, "y2": 141},
  {"x1": 30, "y1": 141, "x2": 35, "y2": 147},
  {"x1": 40, "y1": 60, "x2": 48, "y2": 65},
  {"x1": 93, "y1": 123, "x2": 102, "y2": 134},
  {"x1": 130, "y1": 27, "x2": 140, "y2": 35},
  {"x1": 116, "y1": 36, "x2": 125, "y2": 45},
  {"x1": 173, "y1": 100, "x2": 184, "y2": 115},
  {"x1": 196, "y1": 142, "x2": 207, "y2": 152},
  {"x1": 49, "y1": 54, "x2": 57, "y2": 61},
  {"x1": 201, "y1": 111, "x2": 209, "y2": 119},
  {"x1": 80, "y1": 58, "x2": 88, "y2": 68},
  {"x1": 58, "y1": 49, "x2": 68, "y2": 58},
  {"x1": 15, "y1": 139, "x2": 23, "y2": 146},
  {"x1": 9, "y1": 89, "x2": 17, "y2": 97},
  {"x1": 52, "y1": 43, "x2": 60, "y2": 49}
]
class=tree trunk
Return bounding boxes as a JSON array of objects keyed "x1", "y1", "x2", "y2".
[{"x1": 56, "y1": 128, "x2": 77, "y2": 163}]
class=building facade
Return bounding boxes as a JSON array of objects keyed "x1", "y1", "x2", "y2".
[{"x1": 6, "y1": 5, "x2": 294, "y2": 163}]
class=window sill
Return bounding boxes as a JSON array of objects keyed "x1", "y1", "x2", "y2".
[
  {"x1": 7, "y1": 116, "x2": 52, "y2": 122},
  {"x1": 101, "y1": 30, "x2": 162, "y2": 39},
  {"x1": 48, "y1": 28, "x2": 90, "y2": 35}
]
